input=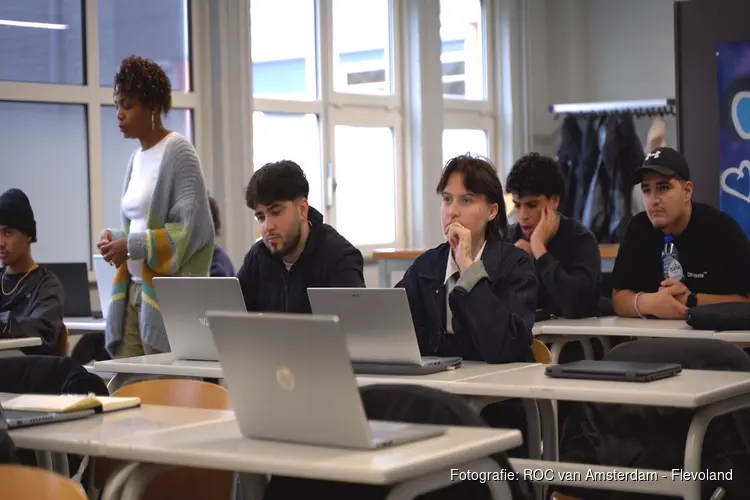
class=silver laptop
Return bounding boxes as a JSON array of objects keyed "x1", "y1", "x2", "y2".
[
  {"x1": 93, "y1": 254, "x2": 117, "y2": 319},
  {"x1": 206, "y1": 310, "x2": 445, "y2": 450},
  {"x1": 307, "y1": 288, "x2": 462, "y2": 375},
  {"x1": 153, "y1": 277, "x2": 246, "y2": 361}
]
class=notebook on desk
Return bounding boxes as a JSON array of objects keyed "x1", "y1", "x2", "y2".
[{"x1": 2, "y1": 394, "x2": 141, "y2": 414}]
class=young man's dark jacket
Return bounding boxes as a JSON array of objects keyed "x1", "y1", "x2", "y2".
[
  {"x1": 237, "y1": 207, "x2": 365, "y2": 313},
  {"x1": 396, "y1": 238, "x2": 537, "y2": 364},
  {"x1": 0, "y1": 266, "x2": 64, "y2": 355}
]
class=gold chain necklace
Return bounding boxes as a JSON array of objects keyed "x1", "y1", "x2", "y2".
[{"x1": 1, "y1": 265, "x2": 36, "y2": 296}]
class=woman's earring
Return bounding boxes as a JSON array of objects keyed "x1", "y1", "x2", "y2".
[{"x1": 151, "y1": 112, "x2": 155, "y2": 131}]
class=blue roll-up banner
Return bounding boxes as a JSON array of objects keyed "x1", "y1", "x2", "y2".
[{"x1": 717, "y1": 41, "x2": 750, "y2": 238}]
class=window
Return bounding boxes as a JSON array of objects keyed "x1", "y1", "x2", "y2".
[
  {"x1": 442, "y1": 129, "x2": 489, "y2": 165},
  {"x1": 0, "y1": 0, "x2": 84, "y2": 85},
  {"x1": 332, "y1": 0, "x2": 393, "y2": 95},
  {"x1": 0, "y1": 101, "x2": 89, "y2": 263},
  {"x1": 333, "y1": 126, "x2": 397, "y2": 245},
  {"x1": 100, "y1": 106, "x2": 194, "y2": 231},
  {"x1": 439, "y1": 0, "x2": 485, "y2": 99},
  {"x1": 98, "y1": 0, "x2": 192, "y2": 92},
  {"x1": 252, "y1": 0, "x2": 403, "y2": 252},
  {"x1": 252, "y1": 112, "x2": 323, "y2": 212},
  {"x1": 250, "y1": 0, "x2": 317, "y2": 100}
]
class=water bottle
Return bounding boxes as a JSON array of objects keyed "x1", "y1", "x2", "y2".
[{"x1": 662, "y1": 235, "x2": 684, "y2": 281}]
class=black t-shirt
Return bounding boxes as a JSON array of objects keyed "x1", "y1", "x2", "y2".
[{"x1": 611, "y1": 203, "x2": 750, "y2": 296}]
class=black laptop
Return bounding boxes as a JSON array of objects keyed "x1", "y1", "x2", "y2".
[
  {"x1": 40, "y1": 262, "x2": 93, "y2": 317},
  {"x1": 545, "y1": 360, "x2": 682, "y2": 382}
]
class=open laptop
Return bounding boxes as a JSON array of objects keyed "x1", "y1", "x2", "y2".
[
  {"x1": 152, "y1": 277, "x2": 246, "y2": 361},
  {"x1": 307, "y1": 288, "x2": 462, "y2": 375},
  {"x1": 206, "y1": 310, "x2": 445, "y2": 450},
  {"x1": 40, "y1": 262, "x2": 92, "y2": 317},
  {"x1": 93, "y1": 255, "x2": 117, "y2": 319},
  {"x1": 0, "y1": 402, "x2": 95, "y2": 429},
  {"x1": 545, "y1": 360, "x2": 682, "y2": 382}
]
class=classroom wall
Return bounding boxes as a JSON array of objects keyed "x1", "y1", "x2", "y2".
[{"x1": 527, "y1": 0, "x2": 677, "y2": 158}]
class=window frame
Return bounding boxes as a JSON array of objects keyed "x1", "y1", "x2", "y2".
[{"x1": 251, "y1": 0, "x2": 406, "y2": 256}]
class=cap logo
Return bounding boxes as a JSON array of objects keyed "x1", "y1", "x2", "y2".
[{"x1": 645, "y1": 150, "x2": 661, "y2": 161}]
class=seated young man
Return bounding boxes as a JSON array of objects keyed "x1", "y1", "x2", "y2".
[
  {"x1": 506, "y1": 153, "x2": 601, "y2": 319},
  {"x1": 613, "y1": 147, "x2": 750, "y2": 319},
  {"x1": 397, "y1": 154, "x2": 537, "y2": 364},
  {"x1": 237, "y1": 160, "x2": 365, "y2": 312},
  {"x1": 0, "y1": 189, "x2": 65, "y2": 355}
]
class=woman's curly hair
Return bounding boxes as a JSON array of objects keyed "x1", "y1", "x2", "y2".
[{"x1": 114, "y1": 55, "x2": 172, "y2": 115}]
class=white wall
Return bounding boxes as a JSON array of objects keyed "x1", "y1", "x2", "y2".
[{"x1": 527, "y1": 0, "x2": 677, "y2": 156}]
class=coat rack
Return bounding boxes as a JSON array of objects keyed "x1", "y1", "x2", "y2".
[{"x1": 549, "y1": 98, "x2": 676, "y2": 119}]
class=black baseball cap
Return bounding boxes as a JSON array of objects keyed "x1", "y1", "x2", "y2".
[{"x1": 631, "y1": 147, "x2": 691, "y2": 185}]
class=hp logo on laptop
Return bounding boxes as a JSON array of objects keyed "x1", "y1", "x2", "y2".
[
  {"x1": 276, "y1": 366, "x2": 296, "y2": 392},
  {"x1": 198, "y1": 317, "x2": 209, "y2": 327}
]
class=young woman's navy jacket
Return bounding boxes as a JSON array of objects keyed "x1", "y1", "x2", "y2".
[{"x1": 396, "y1": 239, "x2": 537, "y2": 363}]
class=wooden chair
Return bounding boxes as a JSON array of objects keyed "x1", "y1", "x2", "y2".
[
  {"x1": 57, "y1": 324, "x2": 69, "y2": 357},
  {"x1": 0, "y1": 464, "x2": 87, "y2": 500},
  {"x1": 94, "y1": 379, "x2": 234, "y2": 500},
  {"x1": 532, "y1": 339, "x2": 553, "y2": 364}
]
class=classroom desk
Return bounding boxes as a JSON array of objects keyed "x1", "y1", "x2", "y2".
[
  {"x1": 94, "y1": 355, "x2": 535, "y2": 393},
  {"x1": 534, "y1": 317, "x2": 716, "y2": 363},
  {"x1": 107, "y1": 419, "x2": 521, "y2": 500},
  {"x1": 8, "y1": 401, "x2": 522, "y2": 500},
  {"x1": 453, "y1": 365, "x2": 750, "y2": 500},
  {"x1": 65, "y1": 317, "x2": 106, "y2": 333},
  {"x1": 0, "y1": 337, "x2": 41, "y2": 351},
  {"x1": 372, "y1": 245, "x2": 620, "y2": 287}
]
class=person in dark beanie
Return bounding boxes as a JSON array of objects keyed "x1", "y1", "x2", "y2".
[{"x1": 0, "y1": 188, "x2": 65, "y2": 355}]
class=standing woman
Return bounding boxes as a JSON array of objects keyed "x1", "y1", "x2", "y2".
[{"x1": 98, "y1": 55, "x2": 214, "y2": 358}]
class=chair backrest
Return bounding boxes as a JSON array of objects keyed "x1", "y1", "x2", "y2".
[
  {"x1": 112, "y1": 378, "x2": 231, "y2": 409},
  {"x1": 531, "y1": 339, "x2": 553, "y2": 364},
  {"x1": 57, "y1": 324, "x2": 69, "y2": 357},
  {"x1": 95, "y1": 379, "x2": 233, "y2": 500},
  {"x1": 0, "y1": 464, "x2": 86, "y2": 500}
]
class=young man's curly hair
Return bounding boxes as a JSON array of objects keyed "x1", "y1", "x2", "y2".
[
  {"x1": 114, "y1": 55, "x2": 172, "y2": 115},
  {"x1": 505, "y1": 152, "x2": 566, "y2": 199}
]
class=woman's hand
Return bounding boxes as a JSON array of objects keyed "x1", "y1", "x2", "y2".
[{"x1": 100, "y1": 238, "x2": 129, "y2": 267}]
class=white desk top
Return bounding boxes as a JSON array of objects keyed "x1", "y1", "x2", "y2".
[
  {"x1": 64, "y1": 317, "x2": 106, "y2": 332},
  {"x1": 106, "y1": 418, "x2": 522, "y2": 484},
  {"x1": 535, "y1": 317, "x2": 715, "y2": 338},
  {"x1": 7, "y1": 404, "x2": 234, "y2": 456},
  {"x1": 94, "y1": 356, "x2": 539, "y2": 384},
  {"x1": 357, "y1": 361, "x2": 539, "y2": 387},
  {"x1": 94, "y1": 353, "x2": 222, "y2": 378},
  {"x1": 450, "y1": 364, "x2": 750, "y2": 408},
  {"x1": 713, "y1": 331, "x2": 750, "y2": 343},
  {"x1": 0, "y1": 337, "x2": 41, "y2": 351}
]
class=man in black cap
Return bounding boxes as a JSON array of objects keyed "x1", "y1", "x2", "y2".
[
  {"x1": 0, "y1": 188, "x2": 64, "y2": 355},
  {"x1": 612, "y1": 147, "x2": 750, "y2": 319}
]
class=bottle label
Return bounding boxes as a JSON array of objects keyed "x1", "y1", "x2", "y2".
[{"x1": 665, "y1": 258, "x2": 684, "y2": 281}]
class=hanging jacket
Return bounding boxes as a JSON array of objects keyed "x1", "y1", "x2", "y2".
[
  {"x1": 582, "y1": 117, "x2": 614, "y2": 241},
  {"x1": 556, "y1": 115, "x2": 583, "y2": 217},
  {"x1": 611, "y1": 114, "x2": 645, "y2": 241},
  {"x1": 573, "y1": 116, "x2": 601, "y2": 221}
]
